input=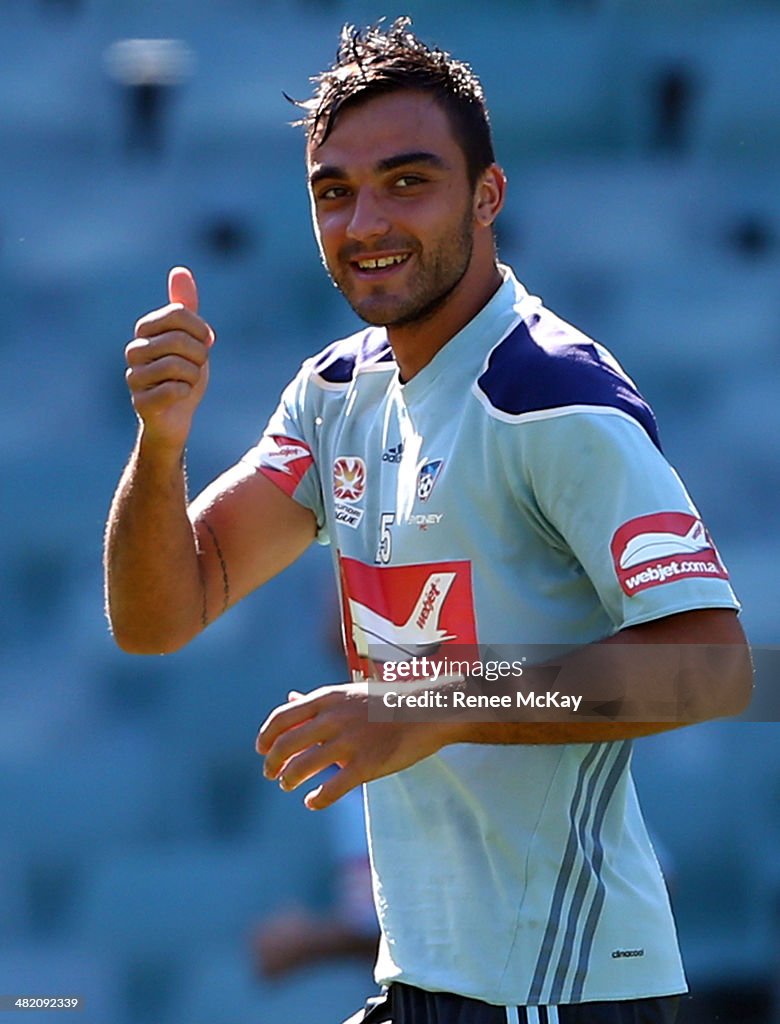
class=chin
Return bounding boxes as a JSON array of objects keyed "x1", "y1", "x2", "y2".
[{"x1": 349, "y1": 298, "x2": 406, "y2": 327}]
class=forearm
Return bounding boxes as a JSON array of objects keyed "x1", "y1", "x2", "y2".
[
  {"x1": 440, "y1": 718, "x2": 684, "y2": 746},
  {"x1": 434, "y1": 610, "x2": 752, "y2": 746},
  {"x1": 104, "y1": 430, "x2": 205, "y2": 653}
]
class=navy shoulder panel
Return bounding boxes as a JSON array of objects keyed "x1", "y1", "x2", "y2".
[
  {"x1": 477, "y1": 313, "x2": 661, "y2": 449},
  {"x1": 311, "y1": 328, "x2": 393, "y2": 384}
]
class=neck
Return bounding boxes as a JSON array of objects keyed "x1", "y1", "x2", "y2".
[{"x1": 388, "y1": 257, "x2": 503, "y2": 382}]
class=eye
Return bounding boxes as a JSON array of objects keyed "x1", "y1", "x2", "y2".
[
  {"x1": 394, "y1": 174, "x2": 425, "y2": 189},
  {"x1": 316, "y1": 184, "x2": 350, "y2": 201}
]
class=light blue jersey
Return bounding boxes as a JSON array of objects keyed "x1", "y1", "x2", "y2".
[{"x1": 245, "y1": 267, "x2": 738, "y2": 1006}]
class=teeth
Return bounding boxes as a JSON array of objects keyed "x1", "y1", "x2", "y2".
[{"x1": 357, "y1": 254, "x2": 407, "y2": 270}]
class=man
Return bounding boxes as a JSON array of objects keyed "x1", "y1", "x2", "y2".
[{"x1": 104, "y1": 18, "x2": 751, "y2": 1024}]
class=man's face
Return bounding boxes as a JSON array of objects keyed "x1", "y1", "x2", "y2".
[{"x1": 307, "y1": 90, "x2": 478, "y2": 328}]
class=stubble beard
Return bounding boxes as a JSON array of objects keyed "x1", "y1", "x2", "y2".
[{"x1": 326, "y1": 208, "x2": 475, "y2": 329}]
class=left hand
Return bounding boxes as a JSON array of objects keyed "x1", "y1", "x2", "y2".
[{"x1": 256, "y1": 683, "x2": 450, "y2": 809}]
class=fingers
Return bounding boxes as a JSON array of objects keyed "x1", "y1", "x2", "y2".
[
  {"x1": 260, "y1": 709, "x2": 335, "y2": 779},
  {"x1": 168, "y1": 265, "x2": 199, "y2": 312},
  {"x1": 304, "y1": 766, "x2": 361, "y2": 811},
  {"x1": 256, "y1": 684, "x2": 369, "y2": 810},
  {"x1": 126, "y1": 329, "x2": 210, "y2": 373},
  {"x1": 126, "y1": 356, "x2": 201, "y2": 395},
  {"x1": 125, "y1": 331, "x2": 209, "y2": 402},
  {"x1": 274, "y1": 744, "x2": 362, "y2": 811},
  {"x1": 134, "y1": 303, "x2": 214, "y2": 347},
  {"x1": 256, "y1": 690, "x2": 325, "y2": 757},
  {"x1": 275, "y1": 740, "x2": 343, "y2": 793}
]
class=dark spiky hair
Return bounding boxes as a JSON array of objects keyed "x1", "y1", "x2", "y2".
[{"x1": 291, "y1": 17, "x2": 496, "y2": 188}]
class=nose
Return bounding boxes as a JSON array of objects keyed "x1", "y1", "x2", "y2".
[{"x1": 346, "y1": 186, "x2": 391, "y2": 243}]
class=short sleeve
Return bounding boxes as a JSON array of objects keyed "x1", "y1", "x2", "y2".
[
  {"x1": 512, "y1": 410, "x2": 740, "y2": 630},
  {"x1": 241, "y1": 363, "x2": 329, "y2": 545}
]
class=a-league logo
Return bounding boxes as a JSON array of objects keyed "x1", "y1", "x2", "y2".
[{"x1": 333, "y1": 456, "x2": 367, "y2": 503}]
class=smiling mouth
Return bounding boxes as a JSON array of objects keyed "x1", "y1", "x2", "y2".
[{"x1": 354, "y1": 253, "x2": 410, "y2": 272}]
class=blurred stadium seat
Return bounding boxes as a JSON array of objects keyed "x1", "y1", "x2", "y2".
[
  {"x1": 74, "y1": 839, "x2": 309, "y2": 1023},
  {"x1": 632, "y1": 723, "x2": 780, "y2": 989},
  {"x1": 180, "y1": 949, "x2": 372, "y2": 1024}
]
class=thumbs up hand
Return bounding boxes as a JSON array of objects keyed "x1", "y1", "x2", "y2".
[{"x1": 125, "y1": 267, "x2": 216, "y2": 452}]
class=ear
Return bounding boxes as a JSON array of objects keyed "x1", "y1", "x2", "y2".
[{"x1": 473, "y1": 164, "x2": 507, "y2": 228}]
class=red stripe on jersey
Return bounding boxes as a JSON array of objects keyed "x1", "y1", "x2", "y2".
[{"x1": 255, "y1": 434, "x2": 314, "y2": 497}]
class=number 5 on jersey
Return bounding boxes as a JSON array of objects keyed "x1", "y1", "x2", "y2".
[{"x1": 376, "y1": 512, "x2": 395, "y2": 564}]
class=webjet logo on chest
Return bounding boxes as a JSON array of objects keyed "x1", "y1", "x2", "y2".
[
  {"x1": 611, "y1": 512, "x2": 729, "y2": 596},
  {"x1": 338, "y1": 555, "x2": 477, "y2": 678}
]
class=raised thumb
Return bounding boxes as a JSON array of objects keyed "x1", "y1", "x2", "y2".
[{"x1": 168, "y1": 265, "x2": 199, "y2": 312}]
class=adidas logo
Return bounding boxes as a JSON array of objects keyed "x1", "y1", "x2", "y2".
[{"x1": 382, "y1": 443, "x2": 404, "y2": 463}]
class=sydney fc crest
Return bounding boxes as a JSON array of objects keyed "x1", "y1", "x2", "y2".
[{"x1": 417, "y1": 459, "x2": 444, "y2": 503}]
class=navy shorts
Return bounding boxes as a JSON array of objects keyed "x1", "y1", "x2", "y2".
[{"x1": 349, "y1": 984, "x2": 681, "y2": 1024}]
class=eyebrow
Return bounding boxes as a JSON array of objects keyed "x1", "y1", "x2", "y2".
[
  {"x1": 309, "y1": 150, "x2": 448, "y2": 188},
  {"x1": 377, "y1": 151, "x2": 448, "y2": 173}
]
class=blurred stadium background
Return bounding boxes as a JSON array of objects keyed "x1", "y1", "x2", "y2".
[{"x1": 1, "y1": 1, "x2": 779, "y2": 1022}]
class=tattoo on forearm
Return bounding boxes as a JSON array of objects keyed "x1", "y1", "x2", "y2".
[{"x1": 202, "y1": 520, "x2": 230, "y2": 620}]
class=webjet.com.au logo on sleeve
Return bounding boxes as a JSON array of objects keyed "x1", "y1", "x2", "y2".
[
  {"x1": 623, "y1": 557, "x2": 727, "y2": 594},
  {"x1": 611, "y1": 511, "x2": 729, "y2": 596}
]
